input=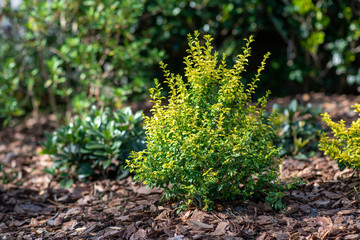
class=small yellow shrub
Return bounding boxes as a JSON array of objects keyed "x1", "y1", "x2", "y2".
[
  {"x1": 319, "y1": 103, "x2": 360, "y2": 171},
  {"x1": 127, "y1": 31, "x2": 290, "y2": 210}
]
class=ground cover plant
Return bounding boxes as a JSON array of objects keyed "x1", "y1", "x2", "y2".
[
  {"x1": 319, "y1": 103, "x2": 360, "y2": 172},
  {"x1": 127, "y1": 31, "x2": 299, "y2": 211},
  {"x1": 269, "y1": 99, "x2": 323, "y2": 159},
  {"x1": 41, "y1": 106, "x2": 145, "y2": 188}
]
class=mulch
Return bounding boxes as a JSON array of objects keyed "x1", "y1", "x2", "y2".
[{"x1": 1, "y1": 92, "x2": 360, "y2": 240}]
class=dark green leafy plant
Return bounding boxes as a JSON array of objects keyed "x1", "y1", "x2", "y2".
[
  {"x1": 269, "y1": 99, "x2": 323, "y2": 159},
  {"x1": 41, "y1": 106, "x2": 145, "y2": 188},
  {"x1": 127, "y1": 31, "x2": 293, "y2": 211}
]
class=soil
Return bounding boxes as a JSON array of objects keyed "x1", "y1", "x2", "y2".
[{"x1": 1, "y1": 92, "x2": 360, "y2": 240}]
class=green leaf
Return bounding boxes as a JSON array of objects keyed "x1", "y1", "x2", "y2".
[
  {"x1": 288, "y1": 99, "x2": 298, "y2": 113},
  {"x1": 80, "y1": 148, "x2": 92, "y2": 154},
  {"x1": 85, "y1": 142, "x2": 105, "y2": 149},
  {"x1": 60, "y1": 178, "x2": 74, "y2": 188},
  {"x1": 294, "y1": 154, "x2": 308, "y2": 160},
  {"x1": 42, "y1": 167, "x2": 56, "y2": 176},
  {"x1": 103, "y1": 159, "x2": 112, "y2": 169},
  {"x1": 93, "y1": 150, "x2": 109, "y2": 157}
]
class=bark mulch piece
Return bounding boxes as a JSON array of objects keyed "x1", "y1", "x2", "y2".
[{"x1": 1, "y1": 92, "x2": 360, "y2": 239}]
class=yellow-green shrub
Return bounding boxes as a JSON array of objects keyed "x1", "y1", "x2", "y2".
[
  {"x1": 127, "y1": 31, "x2": 287, "y2": 210},
  {"x1": 319, "y1": 104, "x2": 360, "y2": 171}
]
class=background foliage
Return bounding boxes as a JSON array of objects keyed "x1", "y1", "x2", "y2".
[
  {"x1": 1, "y1": 0, "x2": 359, "y2": 124},
  {"x1": 141, "y1": 0, "x2": 360, "y2": 95},
  {"x1": 0, "y1": 0, "x2": 164, "y2": 125}
]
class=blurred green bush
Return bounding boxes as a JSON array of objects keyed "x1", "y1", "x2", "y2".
[
  {"x1": 0, "y1": 0, "x2": 165, "y2": 125},
  {"x1": 1, "y1": 0, "x2": 359, "y2": 124}
]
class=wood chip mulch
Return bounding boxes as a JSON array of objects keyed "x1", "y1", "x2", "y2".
[{"x1": 1, "y1": 92, "x2": 360, "y2": 240}]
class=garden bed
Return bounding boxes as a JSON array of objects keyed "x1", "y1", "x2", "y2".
[{"x1": 1, "y1": 92, "x2": 360, "y2": 240}]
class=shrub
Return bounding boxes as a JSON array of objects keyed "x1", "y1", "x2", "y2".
[
  {"x1": 269, "y1": 99, "x2": 323, "y2": 159},
  {"x1": 127, "y1": 31, "x2": 289, "y2": 210},
  {"x1": 319, "y1": 104, "x2": 360, "y2": 172},
  {"x1": 41, "y1": 106, "x2": 145, "y2": 188}
]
